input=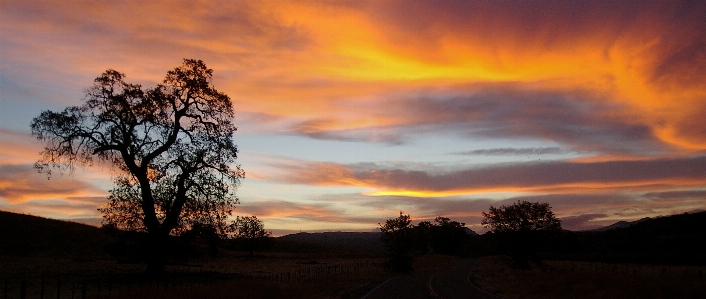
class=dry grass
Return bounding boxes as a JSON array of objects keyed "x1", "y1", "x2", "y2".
[
  {"x1": 1, "y1": 251, "x2": 458, "y2": 299},
  {"x1": 471, "y1": 256, "x2": 706, "y2": 299},
  {"x1": 98, "y1": 265, "x2": 392, "y2": 299}
]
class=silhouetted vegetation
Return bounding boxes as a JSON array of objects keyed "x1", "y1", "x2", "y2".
[
  {"x1": 480, "y1": 200, "x2": 562, "y2": 267},
  {"x1": 482, "y1": 200, "x2": 561, "y2": 233},
  {"x1": 555, "y1": 211, "x2": 706, "y2": 264},
  {"x1": 227, "y1": 216, "x2": 272, "y2": 256},
  {"x1": 31, "y1": 59, "x2": 244, "y2": 275},
  {"x1": 3, "y1": 208, "x2": 706, "y2": 298},
  {"x1": 419, "y1": 216, "x2": 469, "y2": 255},
  {"x1": 379, "y1": 213, "x2": 472, "y2": 273},
  {"x1": 469, "y1": 211, "x2": 706, "y2": 266},
  {"x1": 379, "y1": 212, "x2": 415, "y2": 273},
  {"x1": 0, "y1": 210, "x2": 392, "y2": 299}
]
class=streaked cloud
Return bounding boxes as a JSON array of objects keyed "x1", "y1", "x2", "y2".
[
  {"x1": 274, "y1": 156, "x2": 706, "y2": 197},
  {"x1": 0, "y1": 164, "x2": 105, "y2": 203},
  {"x1": 455, "y1": 147, "x2": 566, "y2": 156}
]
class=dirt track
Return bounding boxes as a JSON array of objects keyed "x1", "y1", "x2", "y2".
[{"x1": 362, "y1": 258, "x2": 501, "y2": 299}]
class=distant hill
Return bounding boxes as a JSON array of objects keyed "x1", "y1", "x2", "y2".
[
  {"x1": 573, "y1": 211, "x2": 706, "y2": 264},
  {"x1": 590, "y1": 217, "x2": 652, "y2": 231},
  {"x1": 0, "y1": 210, "x2": 108, "y2": 258},
  {"x1": 471, "y1": 211, "x2": 706, "y2": 264},
  {"x1": 277, "y1": 232, "x2": 385, "y2": 254}
]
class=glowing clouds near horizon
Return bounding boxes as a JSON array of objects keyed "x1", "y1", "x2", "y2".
[{"x1": 270, "y1": 157, "x2": 706, "y2": 198}]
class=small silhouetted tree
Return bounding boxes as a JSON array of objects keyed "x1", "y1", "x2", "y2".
[
  {"x1": 482, "y1": 200, "x2": 561, "y2": 232},
  {"x1": 428, "y1": 216, "x2": 469, "y2": 255},
  {"x1": 413, "y1": 220, "x2": 433, "y2": 254},
  {"x1": 482, "y1": 200, "x2": 561, "y2": 267},
  {"x1": 412, "y1": 217, "x2": 469, "y2": 255},
  {"x1": 230, "y1": 216, "x2": 271, "y2": 256},
  {"x1": 31, "y1": 59, "x2": 244, "y2": 275},
  {"x1": 379, "y1": 212, "x2": 414, "y2": 273}
]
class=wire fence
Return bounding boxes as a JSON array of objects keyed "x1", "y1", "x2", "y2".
[{"x1": 2, "y1": 260, "x2": 377, "y2": 299}]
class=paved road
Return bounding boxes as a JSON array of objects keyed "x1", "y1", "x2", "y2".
[{"x1": 362, "y1": 258, "x2": 501, "y2": 299}]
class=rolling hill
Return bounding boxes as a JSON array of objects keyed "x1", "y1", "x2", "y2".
[{"x1": 0, "y1": 210, "x2": 108, "y2": 258}]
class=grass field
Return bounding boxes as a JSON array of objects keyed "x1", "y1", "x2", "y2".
[
  {"x1": 0, "y1": 211, "x2": 461, "y2": 298},
  {"x1": 471, "y1": 256, "x2": 706, "y2": 299},
  {"x1": 1, "y1": 250, "x2": 458, "y2": 299}
]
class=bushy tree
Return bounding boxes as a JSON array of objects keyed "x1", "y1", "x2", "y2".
[
  {"x1": 379, "y1": 212, "x2": 414, "y2": 273},
  {"x1": 31, "y1": 59, "x2": 244, "y2": 274},
  {"x1": 414, "y1": 217, "x2": 470, "y2": 255},
  {"x1": 481, "y1": 200, "x2": 561, "y2": 267},
  {"x1": 428, "y1": 216, "x2": 469, "y2": 255},
  {"x1": 482, "y1": 200, "x2": 561, "y2": 233},
  {"x1": 229, "y1": 215, "x2": 271, "y2": 256}
]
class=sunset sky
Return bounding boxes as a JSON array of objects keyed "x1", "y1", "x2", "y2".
[{"x1": 1, "y1": 1, "x2": 705, "y2": 235}]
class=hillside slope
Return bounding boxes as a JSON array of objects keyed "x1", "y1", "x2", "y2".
[
  {"x1": 278, "y1": 232, "x2": 385, "y2": 254},
  {"x1": 0, "y1": 210, "x2": 107, "y2": 258}
]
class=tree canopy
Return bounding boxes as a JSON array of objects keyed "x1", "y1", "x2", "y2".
[
  {"x1": 31, "y1": 59, "x2": 244, "y2": 273},
  {"x1": 229, "y1": 215, "x2": 271, "y2": 256},
  {"x1": 481, "y1": 200, "x2": 561, "y2": 233},
  {"x1": 379, "y1": 212, "x2": 414, "y2": 273},
  {"x1": 379, "y1": 213, "x2": 471, "y2": 272},
  {"x1": 417, "y1": 216, "x2": 468, "y2": 255}
]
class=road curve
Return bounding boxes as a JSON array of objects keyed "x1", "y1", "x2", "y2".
[
  {"x1": 361, "y1": 258, "x2": 502, "y2": 299},
  {"x1": 429, "y1": 259, "x2": 502, "y2": 299},
  {"x1": 361, "y1": 271, "x2": 435, "y2": 299}
]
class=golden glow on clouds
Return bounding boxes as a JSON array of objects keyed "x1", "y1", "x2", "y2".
[
  {"x1": 4, "y1": 1, "x2": 702, "y2": 149},
  {"x1": 228, "y1": 2, "x2": 705, "y2": 150},
  {"x1": 365, "y1": 179, "x2": 706, "y2": 198}
]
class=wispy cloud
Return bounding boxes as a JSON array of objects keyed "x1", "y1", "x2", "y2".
[
  {"x1": 273, "y1": 156, "x2": 706, "y2": 197},
  {"x1": 0, "y1": 164, "x2": 105, "y2": 203},
  {"x1": 3, "y1": 1, "x2": 705, "y2": 150},
  {"x1": 455, "y1": 147, "x2": 567, "y2": 156}
]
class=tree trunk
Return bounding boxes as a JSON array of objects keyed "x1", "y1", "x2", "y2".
[{"x1": 146, "y1": 231, "x2": 168, "y2": 276}]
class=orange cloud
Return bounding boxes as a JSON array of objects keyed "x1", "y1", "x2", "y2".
[
  {"x1": 0, "y1": 164, "x2": 106, "y2": 203},
  {"x1": 4, "y1": 1, "x2": 704, "y2": 151}
]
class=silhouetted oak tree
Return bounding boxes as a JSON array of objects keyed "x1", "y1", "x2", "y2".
[
  {"x1": 482, "y1": 200, "x2": 561, "y2": 233},
  {"x1": 482, "y1": 200, "x2": 561, "y2": 267},
  {"x1": 229, "y1": 215, "x2": 271, "y2": 256},
  {"x1": 427, "y1": 216, "x2": 469, "y2": 255},
  {"x1": 31, "y1": 59, "x2": 244, "y2": 274}
]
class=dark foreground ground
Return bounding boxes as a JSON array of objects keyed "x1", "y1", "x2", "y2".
[
  {"x1": 363, "y1": 258, "x2": 500, "y2": 299},
  {"x1": 3, "y1": 210, "x2": 706, "y2": 299}
]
